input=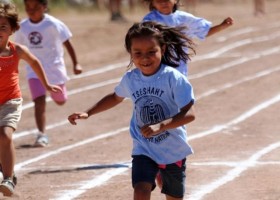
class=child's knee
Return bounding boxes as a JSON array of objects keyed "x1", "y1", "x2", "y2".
[{"x1": 0, "y1": 127, "x2": 13, "y2": 144}]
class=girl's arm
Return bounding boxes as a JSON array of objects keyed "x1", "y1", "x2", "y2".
[
  {"x1": 16, "y1": 44, "x2": 62, "y2": 93},
  {"x1": 141, "y1": 100, "x2": 195, "y2": 138},
  {"x1": 206, "y1": 17, "x2": 234, "y2": 37},
  {"x1": 68, "y1": 92, "x2": 124, "y2": 125},
  {"x1": 63, "y1": 40, "x2": 83, "y2": 75}
]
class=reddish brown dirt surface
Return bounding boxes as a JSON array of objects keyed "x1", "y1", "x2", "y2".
[{"x1": 2, "y1": 1, "x2": 280, "y2": 199}]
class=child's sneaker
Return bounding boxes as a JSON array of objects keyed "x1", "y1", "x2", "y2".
[
  {"x1": 0, "y1": 178, "x2": 15, "y2": 197},
  {"x1": 0, "y1": 164, "x2": 16, "y2": 185},
  {"x1": 34, "y1": 133, "x2": 49, "y2": 147}
]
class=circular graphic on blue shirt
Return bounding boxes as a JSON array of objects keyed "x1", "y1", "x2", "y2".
[{"x1": 135, "y1": 96, "x2": 170, "y2": 127}]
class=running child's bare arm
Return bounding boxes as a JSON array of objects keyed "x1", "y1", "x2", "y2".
[
  {"x1": 68, "y1": 92, "x2": 124, "y2": 125},
  {"x1": 141, "y1": 100, "x2": 195, "y2": 138},
  {"x1": 15, "y1": 44, "x2": 62, "y2": 93},
  {"x1": 63, "y1": 40, "x2": 83, "y2": 75},
  {"x1": 207, "y1": 17, "x2": 234, "y2": 37}
]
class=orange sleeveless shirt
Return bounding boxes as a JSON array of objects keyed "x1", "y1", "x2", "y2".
[{"x1": 0, "y1": 41, "x2": 21, "y2": 104}]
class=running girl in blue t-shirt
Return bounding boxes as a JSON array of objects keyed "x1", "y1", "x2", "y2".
[{"x1": 68, "y1": 21, "x2": 196, "y2": 200}]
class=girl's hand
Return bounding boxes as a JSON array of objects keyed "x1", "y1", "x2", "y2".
[
  {"x1": 46, "y1": 85, "x2": 62, "y2": 93},
  {"x1": 222, "y1": 17, "x2": 234, "y2": 26},
  {"x1": 74, "y1": 64, "x2": 83, "y2": 75},
  {"x1": 68, "y1": 112, "x2": 89, "y2": 125},
  {"x1": 141, "y1": 123, "x2": 162, "y2": 138}
]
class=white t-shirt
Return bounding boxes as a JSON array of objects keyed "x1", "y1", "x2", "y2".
[
  {"x1": 143, "y1": 10, "x2": 212, "y2": 75},
  {"x1": 15, "y1": 14, "x2": 72, "y2": 84},
  {"x1": 115, "y1": 64, "x2": 194, "y2": 164}
]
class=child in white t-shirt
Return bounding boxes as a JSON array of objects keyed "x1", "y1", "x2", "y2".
[{"x1": 15, "y1": 0, "x2": 82, "y2": 147}]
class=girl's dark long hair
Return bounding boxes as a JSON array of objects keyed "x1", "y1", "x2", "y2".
[{"x1": 125, "y1": 21, "x2": 196, "y2": 68}]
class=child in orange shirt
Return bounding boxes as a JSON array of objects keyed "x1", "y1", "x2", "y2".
[{"x1": 0, "y1": 1, "x2": 61, "y2": 196}]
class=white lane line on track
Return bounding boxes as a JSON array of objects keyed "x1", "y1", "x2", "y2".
[
  {"x1": 189, "y1": 46, "x2": 280, "y2": 79},
  {"x1": 187, "y1": 141, "x2": 280, "y2": 200},
  {"x1": 215, "y1": 22, "x2": 280, "y2": 42},
  {"x1": 13, "y1": 120, "x2": 69, "y2": 139},
  {"x1": 19, "y1": 44, "x2": 280, "y2": 119},
  {"x1": 14, "y1": 26, "x2": 280, "y2": 198},
  {"x1": 15, "y1": 93, "x2": 280, "y2": 170},
  {"x1": 19, "y1": 33, "x2": 280, "y2": 112},
  {"x1": 189, "y1": 93, "x2": 280, "y2": 140},
  {"x1": 65, "y1": 24, "x2": 280, "y2": 82},
  {"x1": 190, "y1": 161, "x2": 280, "y2": 167},
  {"x1": 14, "y1": 127, "x2": 129, "y2": 170},
  {"x1": 193, "y1": 31, "x2": 280, "y2": 61},
  {"x1": 56, "y1": 28, "x2": 280, "y2": 82},
  {"x1": 14, "y1": 93, "x2": 280, "y2": 199},
  {"x1": 52, "y1": 163, "x2": 132, "y2": 200},
  {"x1": 68, "y1": 62, "x2": 127, "y2": 80},
  {"x1": 54, "y1": 94, "x2": 280, "y2": 199},
  {"x1": 14, "y1": 63, "x2": 280, "y2": 140},
  {"x1": 18, "y1": 160, "x2": 280, "y2": 171},
  {"x1": 196, "y1": 66, "x2": 280, "y2": 100}
]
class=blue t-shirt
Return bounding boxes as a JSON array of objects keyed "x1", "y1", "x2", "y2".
[
  {"x1": 115, "y1": 64, "x2": 194, "y2": 164},
  {"x1": 143, "y1": 10, "x2": 212, "y2": 75}
]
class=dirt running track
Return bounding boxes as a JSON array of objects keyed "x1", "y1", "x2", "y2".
[{"x1": 2, "y1": 1, "x2": 280, "y2": 200}]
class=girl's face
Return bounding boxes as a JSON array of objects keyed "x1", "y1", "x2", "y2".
[
  {"x1": 24, "y1": 0, "x2": 46, "y2": 23},
  {"x1": 0, "y1": 17, "x2": 13, "y2": 47},
  {"x1": 130, "y1": 36, "x2": 165, "y2": 76},
  {"x1": 152, "y1": 0, "x2": 177, "y2": 15}
]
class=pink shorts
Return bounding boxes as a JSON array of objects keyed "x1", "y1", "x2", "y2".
[{"x1": 28, "y1": 78, "x2": 68, "y2": 102}]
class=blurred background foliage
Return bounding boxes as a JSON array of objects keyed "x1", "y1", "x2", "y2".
[
  {"x1": 11, "y1": 0, "x2": 278, "y2": 14},
  {"x1": 12, "y1": 0, "x2": 275, "y2": 10},
  {"x1": 12, "y1": 0, "x2": 137, "y2": 14}
]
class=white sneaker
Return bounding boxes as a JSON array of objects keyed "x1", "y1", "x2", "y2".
[
  {"x1": 34, "y1": 133, "x2": 49, "y2": 147},
  {"x1": 0, "y1": 178, "x2": 15, "y2": 197}
]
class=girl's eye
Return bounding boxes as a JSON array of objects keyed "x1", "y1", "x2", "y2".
[
  {"x1": 133, "y1": 52, "x2": 142, "y2": 57},
  {"x1": 149, "y1": 51, "x2": 156, "y2": 55}
]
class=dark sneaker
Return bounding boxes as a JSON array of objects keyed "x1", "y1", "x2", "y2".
[{"x1": 0, "y1": 178, "x2": 15, "y2": 196}]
